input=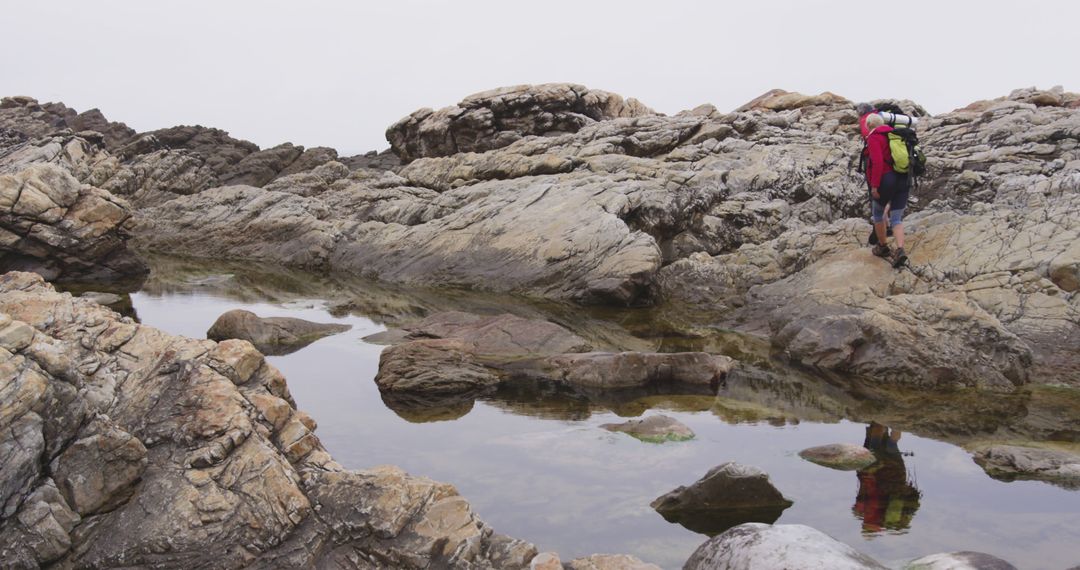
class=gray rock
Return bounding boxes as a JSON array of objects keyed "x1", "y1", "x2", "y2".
[
  {"x1": 206, "y1": 309, "x2": 351, "y2": 355},
  {"x1": 799, "y1": 443, "x2": 877, "y2": 470},
  {"x1": 601, "y1": 414, "x2": 695, "y2": 443},
  {"x1": 0, "y1": 162, "x2": 147, "y2": 282},
  {"x1": 0, "y1": 271, "x2": 561, "y2": 569},
  {"x1": 684, "y1": 523, "x2": 888, "y2": 570},
  {"x1": 386, "y1": 83, "x2": 655, "y2": 161},
  {"x1": 904, "y1": 551, "x2": 1018, "y2": 570},
  {"x1": 651, "y1": 462, "x2": 793, "y2": 536},
  {"x1": 542, "y1": 352, "x2": 734, "y2": 390},
  {"x1": 973, "y1": 445, "x2": 1080, "y2": 488}
]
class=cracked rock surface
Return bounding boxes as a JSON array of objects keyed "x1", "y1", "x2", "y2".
[{"x1": 0, "y1": 272, "x2": 541, "y2": 569}]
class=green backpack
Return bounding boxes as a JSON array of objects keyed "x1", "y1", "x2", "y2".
[{"x1": 885, "y1": 128, "x2": 926, "y2": 178}]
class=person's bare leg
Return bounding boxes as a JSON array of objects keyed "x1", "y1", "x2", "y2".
[
  {"x1": 874, "y1": 221, "x2": 888, "y2": 245},
  {"x1": 894, "y1": 223, "x2": 905, "y2": 249}
]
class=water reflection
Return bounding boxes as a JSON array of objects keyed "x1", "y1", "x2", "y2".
[{"x1": 854, "y1": 423, "x2": 921, "y2": 535}]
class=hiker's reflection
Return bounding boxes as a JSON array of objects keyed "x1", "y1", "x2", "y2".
[{"x1": 853, "y1": 422, "x2": 921, "y2": 534}]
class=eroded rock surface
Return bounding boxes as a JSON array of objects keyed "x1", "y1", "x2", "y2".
[
  {"x1": 386, "y1": 83, "x2": 656, "y2": 161},
  {"x1": 0, "y1": 272, "x2": 541, "y2": 568},
  {"x1": 904, "y1": 551, "x2": 1019, "y2": 570}
]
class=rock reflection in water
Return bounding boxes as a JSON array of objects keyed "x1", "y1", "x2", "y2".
[{"x1": 854, "y1": 422, "x2": 921, "y2": 535}]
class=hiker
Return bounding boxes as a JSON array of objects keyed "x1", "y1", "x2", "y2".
[
  {"x1": 853, "y1": 422, "x2": 921, "y2": 533},
  {"x1": 862, "y1": 113, "x2": 909, "y2": 268}
]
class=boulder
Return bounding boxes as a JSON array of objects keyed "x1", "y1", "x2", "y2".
[
  {"x1": 206, "y1": 309, "x2": 351, "y2": 355},
  {"x1": 799, "y1": 443, "x2": 877, "y2": 470},
  {"x1": 600, "y1": 414, "x2": 695, "y2": 443},
  {"x1": 650, "y1": 462, "x2": 793, "y2": 536},
  {"x1": 973, "y1": 445, "x2": 1080, "y2": 489},
  {"x1": 904, "y1": 551, "x2": 1018, "y2": 570},
  {"x1": 386, "y1": 83, "x2": 655, "y2": 161},
  {"x1": 0, "y1": 163, "x2": 147, "y2": 282},
  {"x1": 684, "y1": 523, "x2": 888, "y2": 570}
]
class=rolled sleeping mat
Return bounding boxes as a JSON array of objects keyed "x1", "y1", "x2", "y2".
[{"x1": 879, "y1": 111, "x2": 918, "y2": 128}]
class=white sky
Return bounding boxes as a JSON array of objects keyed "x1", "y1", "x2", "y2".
[{"x1": 3, "y1": 1, "x2": 1076, "y2": 155}]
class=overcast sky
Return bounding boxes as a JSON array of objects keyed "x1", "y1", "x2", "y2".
[{"x1": 4, "y1": 1, "x2": 1077, "y2": 155}]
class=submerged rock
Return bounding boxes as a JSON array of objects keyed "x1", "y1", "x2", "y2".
[
  {"x1": 973, "y1": 445, "x2": 1080, "y2": 489},
  {"x1": 600, "y1": 414, "x2": 695, "y2": 443},
  {"x1": 206, "y1": 308, "x2": 351, "y2": 355},
  {"x1": 684, "y1": 523, "x2": 888, "y2": 570},
  {"x1": 904, "y1": 551, "x2": 1019, "y2": 570},
  {"x1": 651, "y1": 462, "x2": 793, "y2": 536},
  {"x1": 799, "y1": 443, "x2": 877, "y2": 470}
]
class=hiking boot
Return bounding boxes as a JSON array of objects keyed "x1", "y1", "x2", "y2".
[
  {"x1": 892, "y1": 247, "x2": 908, "y2": 268},
  {"x1": 872, "y1": 244, "x2": 891, "y2": 258},
  {"x1": 867, "y1": 226, "x2": 894, "y2": 246}
]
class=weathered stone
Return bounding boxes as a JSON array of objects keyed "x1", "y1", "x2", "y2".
[
  {"x1": 50, "y1": 416, "x2": 147, "y2": 515},
  {"x1": 904, "y1": 551, "x2": 1019, "y2": 570},
  {"x1": 387, "y1": 83, "x2": 655, "y2": 161},
  {"x1": 206, "y1": 309, "x2": 351, "y2": 355},
  {"x1": 973, "y1": 445, "x2": 1080, "y2": 488},
  {"x1": 542, "y1": 352, "x2": 734, "y2": 390},
  {"x1": 799, "y1": 443, "x2": 877, "y2": 470},
  {"x1": 601, "y1": 414, "x2": 695, "y2": 443},
  {"x1": 684, "y1": 523, "x2": 888, "y2": 570},
  {"x1": 651, "y1": 462, "x2": 793, "y2": 536},
  {"x1": 567, "y1": 554, "x2": 662, "y2": 570}
]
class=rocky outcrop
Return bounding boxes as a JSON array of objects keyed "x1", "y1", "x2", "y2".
[
  {"x1": 0, "y1": 272, "x2": 543, "y2": 568},
  {"x1": 206, "y1": 309, "x2": 351, "y2": 355},
  {"x1": 386, "y1": 83, "x2": 655, "y2": 161},
  {"x1": 973, "y1": 445, "x2": 1080, "y2": 489},
  {"x1": 650, "y1": 462, "x2": 793, "y2": 536},
  {"x1": 798, "y1": 443, "x2": 877, "y2": 470},
  {"x1": 5, "y1": 86, "x2": 1079, "y2": 388},
  {"x1": 0, "y1": 96, "x2": 136, "y2": 150},
  {"x1": 684, "y1": 523, "x2": 888, "y2": 570},
  {"x1": 0, "y1": 161, "x2": 147, "y2": 282},
  {"x1": 600, "y1": 414, "x2": 695, "y2": 443}
]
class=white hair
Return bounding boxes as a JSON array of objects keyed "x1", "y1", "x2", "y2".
[{"x1": 865, "y1": 113, "x2": 884, "y2": 130}]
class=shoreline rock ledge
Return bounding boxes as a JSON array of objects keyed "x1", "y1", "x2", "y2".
[{"x1": 0, "y1": 270, "x2": 642, "y2": 569}]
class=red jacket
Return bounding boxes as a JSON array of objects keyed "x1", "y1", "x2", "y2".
[{"x1": 863, "y1": 125, "x2": 894, "y2": 190}]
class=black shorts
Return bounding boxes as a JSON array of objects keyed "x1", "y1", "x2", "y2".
[{"x1": 874, "y1": 171, "x2": 910, "y2": 211}]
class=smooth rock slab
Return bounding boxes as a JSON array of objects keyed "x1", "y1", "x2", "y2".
[
  {"x1": 799, "y1": 443, "x2": 877, "y2": 470},
  {"x1": 684, "y1": 523, "x2": 888, "y2": 570},
  {"x1": 904, "y1": 551, "x2": 1019, "y2": 570},
  {"x1": 601, "y1": 414, "x2": 695, "y2": 443},
  {"x1": 568, "y1": 554, "x2": 662, "y2": 569},
  {"x1": 206, "y1": 309, "x2": 350, "y2": 355},
  {"x1": 651, "y1": 462, "x2": 793, "y2": 536}
]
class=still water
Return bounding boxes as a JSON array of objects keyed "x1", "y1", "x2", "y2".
[{"x1": 121, "y1": 259, "x2": 1080, "y2": 570}]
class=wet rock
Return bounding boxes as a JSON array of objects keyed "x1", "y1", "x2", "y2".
[
  {"x1": 973, "y1": 445, "x2": 1080, "y2": 489},
  {"x1": 651, "y1": 462, "x2": 793, "y2": 536},
  {"x1": 77, "y1": 291, "x2": 123, "y2": 306},
  {"x1": 904, "y1": 551, "x2": 1019, "y2": 570},
  {"x1": 542, "y1": 351, "x2": 733, "y2": 390},
  {"x1": 400, "y1": 311, "x2": 592, "y2": 361},
  {"x1": 684, "y1": 523, "x2": 888, "y2": 570},
  {"x1": 567, "y1": 554, "x2": 662, "y2": 569},
  {"x1": 799, "y1": 443, "x2": 877, "y2": 470},
  {"x1": 206, "y1": 309, "x2": 351, "y2": 355},
  {"x1": 376, "y1": 338, "x2": 503, "y2": 395},
  {"x1": 386, "y1": 83, "x2": 655, "y2": 161},
  {"x1": 600, "y1": 414, "x2": 695, "y2": 443}
]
